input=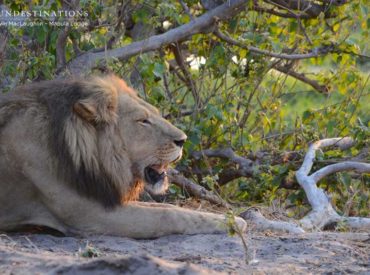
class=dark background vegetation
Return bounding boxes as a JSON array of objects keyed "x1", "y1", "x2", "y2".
[{"x1": 0, "y1": 0, "x2": 369, "y2": 220}]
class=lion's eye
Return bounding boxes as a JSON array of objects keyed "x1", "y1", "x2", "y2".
[{"x1": 139, "y1": 119, "x2": 151, "y2": 125}]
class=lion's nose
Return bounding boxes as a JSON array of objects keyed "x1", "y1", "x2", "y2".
[{"x1": 174, "y1": 138, "x2": 186, "y2": 148}]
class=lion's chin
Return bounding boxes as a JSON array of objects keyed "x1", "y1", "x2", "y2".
[
  {"x1": 143, "y1": 164, "x2": 169, "y2": 194},
  {"x1": 144, "y1": 175, "x2": 169, "y2": 194}
]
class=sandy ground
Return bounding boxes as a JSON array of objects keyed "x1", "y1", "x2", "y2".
[{"x1": 0, "y1": 230, "x2": 369, "y2": 274}]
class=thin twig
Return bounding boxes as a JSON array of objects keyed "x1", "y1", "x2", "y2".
[
  {"x1": 179, "y1": 0, "x2": 194, "y2": 20},
  {"x1": 214, "y1": 29, "x2": 336, "y2": 60},
  {"x1": 274, "y1": 64, "x2": 328, "y2": 94}
]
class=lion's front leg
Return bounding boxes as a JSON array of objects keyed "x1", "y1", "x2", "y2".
[
  {"x1": 69, "y1": 202, "x2": 246, "y2": 238},
  {"x1": 28, "y1": 168, "x2": 246, "y2": 238}
]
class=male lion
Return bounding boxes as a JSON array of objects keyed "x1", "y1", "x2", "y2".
[{"x1": 0, "y1": 75, "x2": 246, "y2": 238}]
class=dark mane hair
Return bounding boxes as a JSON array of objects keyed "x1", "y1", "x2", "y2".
[{"x1": 38, "y1": 80, "x2": 123, "y2": 207}]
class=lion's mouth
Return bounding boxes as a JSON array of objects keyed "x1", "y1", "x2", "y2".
[{"x1": 144, "y1": 164, "x2": 169, "y2": 185}]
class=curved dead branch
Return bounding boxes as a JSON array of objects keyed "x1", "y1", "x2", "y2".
[{"x1": 296, "y1": 137, "x2": 370, "y2": 231}]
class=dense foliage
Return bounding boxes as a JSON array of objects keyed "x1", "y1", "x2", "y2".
[{"x1": 0, "y1": 0, "x2": 369, "y2": 218}]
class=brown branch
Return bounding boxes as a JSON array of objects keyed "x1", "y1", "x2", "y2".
[
  {"x1": 192, "y1": 148, "x2": 255, "y2": 177},
  {"x1": 164, "y1": 110, "x2": 194, "y2": 119},
  {"x1": 274, "y1": 64, "x2": 329, "y2": 94},
  {"x1": 168, "y1": 168, "x2": 229, "y2": 207},
  {"x1": 264, "y1": 0, "x2": 343, "y2": 17},
  {"x1": 218, "y1": 168, "x2": 254, "y2": 185},
  {"x1": 178, "y1": 165, "x2": 256, "y2": 186},
  {"x1": 214, "y1": 29, "x2": 336, "y2": 60},
  {"x1": 59, "y1": 0, "x2": 248, "y2": 77},
  {"x1": 315, "y1": 0, "x2": 347, "y2": 5},
  {"x1": 252, "y1": 5, "x2": 309, "y2": 19},
  {"x1": 251, "y1": 0, "x2": 340, "y2": 19},
  {"x1": 202, "y1": 0, "x2": 345, "y2": 18},
  {"x1": 189, "y1": 148, "x2": 302, "y2": 186},
  {"x1": 56, "y1": 26, "x2": 71, "y2": 70}
]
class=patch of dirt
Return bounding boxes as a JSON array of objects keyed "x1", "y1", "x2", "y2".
[{"x1": 0, "y1": 231, "x2": 368, "y2": 274}]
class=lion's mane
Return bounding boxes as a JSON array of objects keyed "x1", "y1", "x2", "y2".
[{"x1": 0, "y1": 76, "x2": 144, "y2": 207}]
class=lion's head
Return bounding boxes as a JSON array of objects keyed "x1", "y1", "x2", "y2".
[{"x1": 42, "y1": 75, "x2": 186, "y2": 208}]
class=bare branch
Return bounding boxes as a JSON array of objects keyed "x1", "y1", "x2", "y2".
[
  {"x1": 168, "y1": 168, "x2": 229, "y2": 207},
  {"x1": 297, "y1": 137, "x2": 354, "y2": 177},
  {"x1": 311, "y1": 161, "x2": 370, "y2": 182},
  {"x1": 241, "y1": 208, "x2": 305, "y2": 233},
  {"x1": 315, "y1": 0, "x2": 348, "y2": 5},
  {"x1": 296, "y1": 137, "x2": 370, "y2": 231},
  {"x1": 164, "y1": 110, "x2": 194, "y2": 119},
  {"x1": 274, "y1": 65, "x2": 329, "y2": 94},
  {"x1": 192, "y1": 148, "x2": 255, "y2": 177},
  {"x1": 264, "y1": 0, "x2": 343, "y2": 17},
  {"x1": 59, "y1": 0, "x2": 249, "y2": 77},
  {"x1": 218, "y1": 168, "x2": 254, "y2": 185},
  {"x1": 214, "y1": 29, "x2": 335, "y2": 60},
  {"x1": 251, "y1": 0, "x2": 343, "y2": 19},
  {"x1": 251, "y1": 5, "x2": 307, "y2": 18}
]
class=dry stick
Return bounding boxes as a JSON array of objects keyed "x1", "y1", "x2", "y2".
[
  {"x1": 168, "y1": 168, "x2": 230, "y2": 207},
  {"x1": 274, "y1": 65, "x2": 328, "y2": 94},
  {"x1": 296, "y1": 137, "x2": 370, "y2": 230}
]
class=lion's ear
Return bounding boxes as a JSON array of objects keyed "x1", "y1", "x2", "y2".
[
  {"x1": 74, "y1": 76, "x2": 119, "y2": 124},
  {"x1": 73, "y1": 101, "x2": 98, "y2": 123},
  {"x1": 74, "y1": 97, "x2": 117, "y2": 124}
]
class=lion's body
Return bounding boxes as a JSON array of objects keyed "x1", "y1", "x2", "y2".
[{"x1": 0, "y1": 75, "x2": 246, "y2": 238}]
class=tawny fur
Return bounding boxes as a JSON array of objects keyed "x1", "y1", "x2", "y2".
[{"x1": 0, "y1": 75, "x2": 247, "y2": 238}]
